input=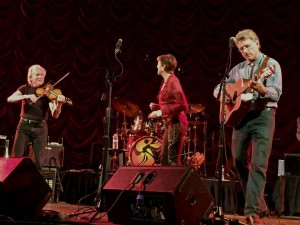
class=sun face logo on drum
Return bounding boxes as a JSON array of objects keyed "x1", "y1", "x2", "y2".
[{"x1": 111, "y1": 97, "x2": 207, "y2": 171}]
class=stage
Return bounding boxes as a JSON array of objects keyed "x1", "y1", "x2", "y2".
[
  {"x1": 0, "y1": 201, "x2": 299, "y2": 225},
  {"x1": 1, "y1": 158, "x2": 300, "y2": 224}
]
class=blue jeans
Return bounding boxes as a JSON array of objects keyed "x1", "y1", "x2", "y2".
[
  {"x1": 161, "y1": 118, "x2": 188, "y2": 166},
  {"x1": 231, "y1": 108, "x2": 276, "y2": 216},
  {"x1": 12, "y1": 118, "x2": 48, "y2": 170}
]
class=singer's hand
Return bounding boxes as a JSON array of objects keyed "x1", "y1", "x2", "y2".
[
  {"x1": 219, "y1": 88, "x2": 232, "y2": 103},
  {"x1": 56, "y1": 94, "x2": 66, "y2": 104},
  {"x1": 149, "y1": 102, "x2": 155, "y2": 110},
  {"x1": 148, "y1": 110, "x2": 162, "y2": 118},
  {"x1": 250, "y1": 80, "x2": 267, "y2": 95}
]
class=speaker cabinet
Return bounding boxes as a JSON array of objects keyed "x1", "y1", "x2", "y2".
[
  {"x1": 103, "y1": 166, "x2": 214, "y2": 225},
  {"x1": 42, "y1": 144, "x2": 64, "y2": 167},
  {"x1": 284, "y1": 154, "x2": 300, "y2": 176},
  {"x1": 0, "y1": 157, "x2": 52, "y2": 217}
]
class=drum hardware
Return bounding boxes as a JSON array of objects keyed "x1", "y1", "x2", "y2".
[
  {"x1": 183, "y1": 127, "x2": 192, "y2": 165},
  {"x1": 186, "y1": 116, "x2": 201, "y2": 153},
  {"x1": 192, "y1": 117, "x2": 199, "y2": 153},
  {"x1": 119, "y1": 111, "x2": 130, "y2": 149},
  {"x1": 190, "y1": 152, "x2": 205, "y2": 169},
  {"x1": 111, "y1": 152, "x2": 118, "y2": 172},
  {"x1": 131, "y1": 113, "x2": 148, "y2": 137},
  {"x1": 144, "y1": 118, "x2": 165, "y2": 138},
  {"x1": 132, "y1": 114, "x2": 143, "y2": 131},
  {"x1": 185, "y1": 120, "x2": 202, "y2": 168},
  {"x1": 184, "y1": 111, "x2": 208, "y2": 174},
  {"x1": 108, "y1": 148, "x2": 127, "y2": 173}
]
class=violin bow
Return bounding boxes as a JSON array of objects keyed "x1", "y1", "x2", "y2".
[{"x1": 52, "y1": 72, "x2": 70, "y2": 88}]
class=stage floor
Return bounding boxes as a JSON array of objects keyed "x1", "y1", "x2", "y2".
[
  {"x1": 0, "y1": 201, "x2": 299, "y2": 225},
  {"x1": 44, "y1": 202, "x2": 300, "y2": 225}
]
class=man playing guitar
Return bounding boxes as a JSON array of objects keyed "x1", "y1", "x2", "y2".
[{"x1": 213, "y1": 29, "x2": 282, "y2": 225}]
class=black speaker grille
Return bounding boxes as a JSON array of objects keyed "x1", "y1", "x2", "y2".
[{"x1": 103, "y1": 166, "x2": 214, "y2": 225}]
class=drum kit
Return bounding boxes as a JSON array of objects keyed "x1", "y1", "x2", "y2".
[{"x1": 109, "y1": 97, "x2": 207, "y2": 172}]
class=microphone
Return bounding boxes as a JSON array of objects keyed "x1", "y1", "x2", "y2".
[
  {"x1": 115, "y1": 38, "x2": 123, "y2": 54},
  {"x1": 229, "y1": 37, "x2": 236, "y2": 46}
]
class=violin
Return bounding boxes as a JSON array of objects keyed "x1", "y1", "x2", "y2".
[{"x1": 36, "y1": 83, "x2": 73, "y2": 105}]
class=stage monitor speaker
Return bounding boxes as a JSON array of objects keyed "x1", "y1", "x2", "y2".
[
  {"x1": 0, "y1": 157, "x2": 52, "y2": 218},
  {"x1": 103, "y1": 166, "x2": 214, "y2": 225}
]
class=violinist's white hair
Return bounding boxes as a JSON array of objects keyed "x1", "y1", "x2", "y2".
[{"x1": 27, "y1": 65, "x2": 46, "y2": 86}]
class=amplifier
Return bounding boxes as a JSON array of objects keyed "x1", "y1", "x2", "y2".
[
  {"x1": 41, "y1": 167, "x2": 58, "y2": 202},
  {"x1": 284, "y1": 154, "x2": 300, "y2": 176},
  {"x1": 42, "y1": 143, "x2": 64, "y2": 167},
  {"x1": 0, "y1": 135, "x2": 8, "y2": 157}
]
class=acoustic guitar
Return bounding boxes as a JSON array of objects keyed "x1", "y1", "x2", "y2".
[{"x1": 219, "y1": 66, "x2": 275, "y2": 127}]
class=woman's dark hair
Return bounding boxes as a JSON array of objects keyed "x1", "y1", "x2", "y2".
[{"x1": 157, "y1": 54, "x2": 177, "y2": 73}]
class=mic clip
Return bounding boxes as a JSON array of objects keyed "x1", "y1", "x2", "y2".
[{"x1": 115, "y1": 48, "x2": 121, "y2": 54}]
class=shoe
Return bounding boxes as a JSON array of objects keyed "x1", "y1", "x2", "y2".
[
  {"x1": 246, "y1": 215, "x2": 263, "y2": 225},
  {"x1": 259, "y1": 209, "x2": 270, "y2": 218}
]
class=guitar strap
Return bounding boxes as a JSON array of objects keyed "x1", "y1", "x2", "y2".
[{"x1": 254, "y1": 55, "x2": 270, "y2": 80}]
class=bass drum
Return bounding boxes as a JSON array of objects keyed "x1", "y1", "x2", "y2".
[{"x1": 130, "y1": 136, "x2": 162, "y2": 166}]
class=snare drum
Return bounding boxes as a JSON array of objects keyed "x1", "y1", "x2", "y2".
[{"x1": 129, "y1": 136, "x2": 162, "y2": 166}]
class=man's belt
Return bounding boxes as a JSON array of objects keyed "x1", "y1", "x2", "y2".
[{"x1": 21, "y1": 118, "x2": 45, "y2": 124}]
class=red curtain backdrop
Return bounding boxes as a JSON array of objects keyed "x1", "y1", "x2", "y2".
[{"x1": 1, "y1": 0, "x2": 300, "y2": 185}]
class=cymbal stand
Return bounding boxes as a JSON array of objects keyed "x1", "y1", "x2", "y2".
[
  {"x1": 183, "y1": 127, "x2": 192, "y2": 165},
  {"x1": 120, "y1": 111, "x2": 129, "y2": 165},
  {"x1": 192, "y1": 116, "x2": 199, "y2": 154},
  {"x1": 120, "y1": 111, "x2": 128, "y2": 149},
  {"x1": 108, "y1": 112, "x2": 119, "y2": 174},
  {"x1": 111, "y1": 151, "x2": 119, "y2": 173}
]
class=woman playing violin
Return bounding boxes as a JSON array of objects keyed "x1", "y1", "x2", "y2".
[{"x1": 7, "y1": 64, "x2": 67, "y2": 170}]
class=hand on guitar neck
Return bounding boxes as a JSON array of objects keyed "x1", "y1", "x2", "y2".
[{"x1": 220, "y1": 65, "x2": 275, "y2": 126}]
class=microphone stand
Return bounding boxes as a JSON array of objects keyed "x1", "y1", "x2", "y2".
[
  {"x1": 88, "y1": 42, "x2": 124, "y2": 222},
  {"x1": 214, "y1": 73, "x2": 226, "y2": 223},
  {"x1": 212, "y1": 38, "x2": 234, "y2": 224},
  {"x1": 211, "y1": 37, "x2": 244, "y2": 225},
  {"x1": 67, "y1": 40, "x2": 124, "y2": 222}
]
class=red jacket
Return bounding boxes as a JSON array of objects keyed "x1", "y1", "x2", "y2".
[{"x1": 152, "y1": 74, "x2": 188, "y2": 124}]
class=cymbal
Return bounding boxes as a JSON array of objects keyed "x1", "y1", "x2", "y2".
[
  {"x1": 112, "y1": 97, "x2": 140, "y2": 118},
  {"x1": 185, "y1": 103, "x2": 205, "y2": 114}
]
